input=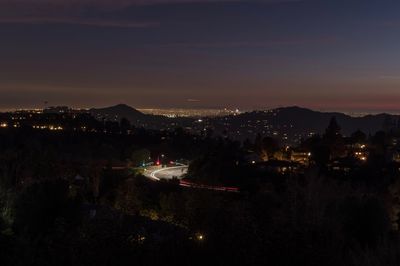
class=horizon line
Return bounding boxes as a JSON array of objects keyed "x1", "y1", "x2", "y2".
[{"x1": 2, "y1": 104, "x2": 400, "y2": 117}]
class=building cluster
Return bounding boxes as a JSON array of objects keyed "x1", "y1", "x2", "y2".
[
  {"x1": 138, "y1": 108, "x2": 241, "y2": 118},
  {"x1": 241, "y1": 117, "x2": 400, "y2": 176},
  {"x1": 4, "y1": 108, "x2": 400, "y2": 178},
  {"x1": 0, "y1": 108, "x2": 100, "y2": 133},
  {"x1": 187, "y1": 111, "x2": 315, "y2": 145}
]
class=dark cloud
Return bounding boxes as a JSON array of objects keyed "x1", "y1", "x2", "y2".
[
  {"x1": 0, "y1": 0, "x2": 299, "y2": 5},
  {"x1": 0, "y1": 16, "x2": 158, "y2": 27},
  {"x1": 0, "y1": 0, "x2": 303, "y2": 27},
  {"x1": 159, "y1": 36, "x2": 337, "y2": 48}
]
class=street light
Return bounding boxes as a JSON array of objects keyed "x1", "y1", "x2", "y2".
[{"x1": 195, "y1": 233, "x2": 205, "y2": 241}]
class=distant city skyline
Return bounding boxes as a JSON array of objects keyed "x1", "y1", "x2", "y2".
[{"x1": 2, "y1": 104, "x2": 400, "y2": 118}]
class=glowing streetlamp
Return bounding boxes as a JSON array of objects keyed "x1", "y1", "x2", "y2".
[{"x1": 195, "y1": 233, "x2": 205, "y2": 241}]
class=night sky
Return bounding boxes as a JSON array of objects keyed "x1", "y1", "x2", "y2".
[{"x1": 1, "y1": 0, "x2": 400, "y2": 111}]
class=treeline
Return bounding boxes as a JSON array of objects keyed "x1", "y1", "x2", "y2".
[
  {"x1": 3, "y1": 166, "x2": 400, "y2": 266},
  {"x1": 2, "y1": 121, "x2": 400, "y2": 265}
]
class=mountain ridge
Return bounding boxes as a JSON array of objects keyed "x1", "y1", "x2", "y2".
[
  {"x1": 86, "y1": 104, "x2": 399, "y2": 140},
  {"x1": 89, "y1": 104, "x2": 147, "y2": 122}
]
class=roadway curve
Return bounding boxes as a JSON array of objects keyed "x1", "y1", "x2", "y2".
[
  {"x1": 143, "y1": 165, "x2": 239, "y2": 193},
  {"x1": 144, "y1": 165, "x2": 188, "y2": 181}
]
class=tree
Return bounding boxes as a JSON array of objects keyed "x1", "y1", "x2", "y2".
[
  {"x1": 188, "y1": 140, "x2": 244, "y2": 185},
  {"x1": 342, "y1": 196, "x2": 390, "y2": 248},
  {"x1": 120, "y1": 118, "x2": 132, "y2": 134},
  {"x1": 323, "y1": 117, "x2": 345, "y2": 159},
  {"x1": 13, "y1": 180, "x2": 80, "y2": 238},
  {"x1": 129, "y1": 149, "x2": 151, "y2": 167},
  {"x1": 351, "y1": 130, "x2": 367, "y2": 144},
  {"x1": 261, "y1": 137, "x2": 280, "y2": 160},
  {"x1": 324, "y1": 116, "x2": 342, "y2": 141}
]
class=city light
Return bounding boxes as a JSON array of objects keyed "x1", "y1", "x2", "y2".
[
  {"x1": 49, "y1": 125, "x2": 63, "y2": 131},
  {"x1": 195, "y1": 233, "x2": 205, "y2": 241},
  {"x1": 2, "y1": 1, "x2": 400, "y2": 264}
]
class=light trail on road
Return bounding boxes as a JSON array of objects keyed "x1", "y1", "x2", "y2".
[
  {"x1": 144, "y1": 165, "x2": 239, "y2": 193},
  {"x1": 144, "y1": 165, "x2": 188, "y2": 181}
]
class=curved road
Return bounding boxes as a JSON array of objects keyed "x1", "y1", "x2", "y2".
[
  {"x1": 143, "y1": 165, "x2": 239, "y2": 193},
  {"x1": 144, "y1": 165, "x2": 188, "y2": 181}
]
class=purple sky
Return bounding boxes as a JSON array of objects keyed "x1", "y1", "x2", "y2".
[{"x1": 1, "y1": 0, "x2": 400, "y2": 111}]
